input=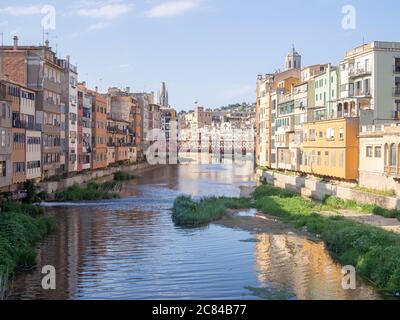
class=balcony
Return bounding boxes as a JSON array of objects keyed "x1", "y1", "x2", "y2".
[
  {"x1": 348, "y1": 67, "x2": 372, "y2": 78},
  {"x1": 43, "y1": 78, "x2": 61, "y2": 94},
  {"x1": 354, "y1": 89, "x2": 371, "y2": 98},
  {"x1": 394, "y1": 66, "x2": 400, "y2": 74},
  {"x1": 43, "y1": 98, "x2": 61, "y2": 114},
  {"x1": 394, "y1": 88, "x2": 400, "y2": 97}
]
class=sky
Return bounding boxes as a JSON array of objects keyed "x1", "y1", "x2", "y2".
[{"x1": 0, "y1": 0, "x2": 399, "y2": 111}]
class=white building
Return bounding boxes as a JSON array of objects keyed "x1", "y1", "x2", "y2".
[
  {"x1": 337, "y1": 41, "x2": 400, "y2": 125},
  {"x1": 59, "y1": 57, "x2": 78, "y2": 174}
]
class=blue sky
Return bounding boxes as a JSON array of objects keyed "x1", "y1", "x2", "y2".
[{"x1": 0, "y1": 0, "x2": 399, "y2": 111}]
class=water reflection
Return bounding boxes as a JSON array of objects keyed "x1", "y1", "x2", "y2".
[
  {"x1": 255, "y1": 234, "x2": 379, "y2": 300},
  {"x1": 6, "y1": 154, "x2": 382, "y2": 300}
]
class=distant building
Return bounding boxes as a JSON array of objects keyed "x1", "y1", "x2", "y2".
[{"x1": 158, "y1": 82, "x2": 169, "y2": 107}]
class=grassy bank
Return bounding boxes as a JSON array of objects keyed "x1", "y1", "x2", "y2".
[
  {"x1": 54, "y1": 181, "x2": 121, "y2": 202},
  {"x1": 113, "y1": 171, "x2": 136, "y2": 181},
  {"x1": 172, "y1": 196, "x2": 251, "y2": 227},
  {"x1": 0, "y1": 203, "x2": 56, "y2": 287},
  {"x1": 173, "y1": 185, "x2": 400, "y2": 295},
  {"x1": 323, "y1": 195, "x2": 400, "y2": 220}
]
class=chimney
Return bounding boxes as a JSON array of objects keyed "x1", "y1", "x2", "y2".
[
  {"x1": 95, "y1": 86, "x2": 98, "y2": 93},
  {"x1": 126, "y1": 87, "x2": 130, "y2": 94},
  {"x1": 66, "y1": 55, "x2": 70, "y2": 63},
  {"x1": 13, "y1": 36, "x2": 18, "y2": 50},
  {"x1": 45, "y1": 39, "x2": 50, "y2": 48}
]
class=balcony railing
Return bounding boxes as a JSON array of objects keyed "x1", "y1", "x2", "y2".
[
  {"x1": 348, "y1": 67, "x2": 372, "y2": 78},
  {"x1": 394, "y1": 88, "x2": 400, "y2": 97},
  {"x1": 385, "y1": 166, "x2": 399, "y2": 176},
  {"x1": 354, "y1": 89, "x2": 371, "y2": 97}
]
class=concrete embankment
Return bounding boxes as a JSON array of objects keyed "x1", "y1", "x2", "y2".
[
  {"x1": 257, "y1": 169, "x2": 400, "y2": 211},
  {"x1": 38, "y1": 162, "x2": 160, "y2": 196}
]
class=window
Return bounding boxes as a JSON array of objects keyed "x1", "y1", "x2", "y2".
[
  {"x1": 317, "y1": 152, "x2": 321, "y2": 166},
  {"x1": 326, "y1": 128, "x2": 334, "y2": 140},
  {"x1": 385, "y1": 144, "x2": 389, "y2": 166},
  {"x1": 375, "y1": 146, "x2": 382, "y2": 158},
  {"x1": 390, "y1": 143, "x2": 397, "y2": 166},
  {"x1": 325, "y1": 151, "x2": 329, "y2": 166},
  {"x1": 331, "y1": 151, "x2": 336, "y2": 167},
  {"x1": 395, "y1": 58, "x2": 400, "y2": 73},
  {"x1": 0, "y1": 161, "x2": 6, "y2": 177},
  {"x1": 339, "y1": 128, "x2": 344, "y2": 140},
  {"x1": 339, "y1": 151, "x2": 344, "y2": 168},
  {"x1": 14, "y1": 162, "x2": 25, "y2": 174},
  {"x1": 366, "y1": 146, "x2": 373, "y2": 158}
]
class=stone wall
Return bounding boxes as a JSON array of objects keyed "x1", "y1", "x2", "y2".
[
  {"x1": 38, "y1": 162, "x2": 156, "y2": 195},
  {"x1": 258, "y1": 169, "x2": 400, "y2": 211}
]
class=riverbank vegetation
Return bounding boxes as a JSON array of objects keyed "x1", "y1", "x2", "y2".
[
  {"x1": 173, "y1": 184, "x2": 400, "y2": 295},
  {"x1": 172, "y1": 196, "x2": 251, "y2": 227},
  {"x1": 113, "y1": 171, "x2": 137, "y2": 181},
  {"x1": 54, "y1": 181, "x2": 121, "y2": 202},
  {"x1": 0, "y1": 202, "x2": 56, "y2": 288},
  {"x1": 322, "y1": 195, "x2": 400, "y2": 220}
]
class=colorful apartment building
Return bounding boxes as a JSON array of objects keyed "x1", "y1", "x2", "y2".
[
  {"x1": 77, "y1": 83, "x2": 92, "y2": 171},
  {"x1": 87, "y1": 89, "x2": 108, "y2": 170},
  {"x1": 109, "y1": 88, "x2": 137, "y2": 163},
  {"x1": 301, "y1": 117, "x2": 359, "y2": 180},
  {"x1": 0, "y1": 37, "x2": 61, "y2": 179},
  {"x1": 0, "y1": 82, "x2": 13, "y2": 191},
  {"x1": 59, "y1": 56, "x2": 79, "y2": 174},
  {"x1": 359, "y1": 124, "x2": 400, "y2": 192}
]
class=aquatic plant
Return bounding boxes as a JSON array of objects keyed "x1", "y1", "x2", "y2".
[
  {"x1": 172, "y1": 196, "x2": 250, "y2": 227},
  {"x1": 54, "y1": 182, "x2": 120, "y2": 202}
]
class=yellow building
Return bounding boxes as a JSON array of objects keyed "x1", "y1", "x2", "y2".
[{"x1": 301, "y1": 117, "x2": 359, "y2": 180}]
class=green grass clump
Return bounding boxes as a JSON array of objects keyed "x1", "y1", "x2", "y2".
[
  {"x1": 0, "y1": 202, "x2": 56, "y2": 283},
  {"x1": 54, "y1": 182, "x2": 120, "y2": 202},
  {"x1": 114, "y1": 171, "x2": 136, "y2": 181},
  {"x1": 172, "y1": 196, "x2": 226, "y2": 227},
  {"x1": 172, "y1": 196, "x2": 251, "y2": 227},
  {"x1": 252, "y1": 185, "x2": 296, "y2": 200},
  {"x1": 323, "y1": 196, "x2": 400, "y2": 220}
]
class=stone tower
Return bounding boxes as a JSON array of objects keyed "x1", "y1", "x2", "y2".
[{"x1": 285, "y1": 45, "x2": 301, "y2": 71}]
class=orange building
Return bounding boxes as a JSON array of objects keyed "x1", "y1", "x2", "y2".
[
  {"x1": 301, "y1": 117, "x2": 359, "y2": 180},
  {"x1": 88, "y1": 89, "x2": 108, "y2": 170}
]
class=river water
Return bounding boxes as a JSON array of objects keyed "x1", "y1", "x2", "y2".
[{"x1": 7, "y1": 155, "x2": 381, "y2": 300}]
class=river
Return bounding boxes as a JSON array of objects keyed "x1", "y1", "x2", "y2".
[{"x1": 6, "y1": 154, "x2": 382, "y2": 300}]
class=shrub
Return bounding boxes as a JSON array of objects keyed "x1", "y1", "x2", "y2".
[{"x1": 0, "y1": 206, "x2": 56, "y2": 280}]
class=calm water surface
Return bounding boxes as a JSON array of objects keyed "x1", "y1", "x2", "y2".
[{"x1": 7, "y1": 155, "x2": 382, "y2": 300}]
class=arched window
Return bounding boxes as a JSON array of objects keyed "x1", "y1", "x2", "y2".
[
  {"x1": 385, "y1": 144, "x2": 389, "y2": 166},
  {"x1": 390, "y1": 143, "x2": 397, "y2": 166}
]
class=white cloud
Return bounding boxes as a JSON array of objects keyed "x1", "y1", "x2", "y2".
[
  {"x1": 73, "y1": 0, "x2": 133, "y2": 20},
  {"x1": 87, "y1": 21, "x2": 110, "y2": 31},
  {"x1": 0, "y1": 5, "x2": 44, "y2": 16},
  {"x1": 145, "y1": 0, "x2": 201, "y2": 18}
]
